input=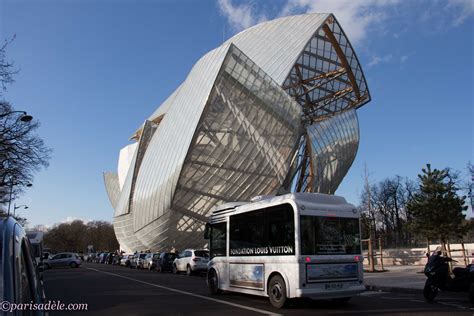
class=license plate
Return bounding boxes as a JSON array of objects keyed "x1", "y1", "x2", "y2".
[{"x1": 325, "y1": 283, "x2": 343, "y2": 290}]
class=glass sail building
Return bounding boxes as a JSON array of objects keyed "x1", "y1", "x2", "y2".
[{"x1": 104, "y1": 13, "x2": 371, "y2": 253}]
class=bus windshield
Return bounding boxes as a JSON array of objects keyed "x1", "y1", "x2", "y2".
[{"x1": 300, "y1": 215, "x2": 361, "y2": 255}]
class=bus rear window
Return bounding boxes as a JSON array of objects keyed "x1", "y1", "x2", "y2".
[{"x1": 300, "y1": 216, "x2": 361, "y2": 255}]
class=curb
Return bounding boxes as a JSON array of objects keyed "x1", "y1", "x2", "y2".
[{"x1": 365, "y1": 284, "x2": 423, "y2": 294}]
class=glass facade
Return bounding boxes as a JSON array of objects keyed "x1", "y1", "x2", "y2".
[{"x1": 104, "y1": 13, "x2": 371, "y2": 252}]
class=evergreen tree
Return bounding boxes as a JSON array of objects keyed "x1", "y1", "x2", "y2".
[{"x1": 407, "y1": 164, "x2": 468, "y2": 249}]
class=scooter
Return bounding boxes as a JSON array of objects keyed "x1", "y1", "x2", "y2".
[{"x1": 423, "y1": 251, "x2": 474, "y2": 303}]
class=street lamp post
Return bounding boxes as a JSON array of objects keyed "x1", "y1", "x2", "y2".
[
  {"x1": 7, "y1": 180, "x2": 32, "y2": 216},
  {"x1": 1, "y1": 109, "x2": 34, "y2": 217},
  {"x1": 0, "y1": 110, "x2": 33, "y2": 122}
]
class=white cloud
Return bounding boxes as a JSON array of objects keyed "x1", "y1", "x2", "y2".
[
  {"x1": 445, "y1": 0, "x2": 474, "y2": 26},
  {"x1": 400, "y1": 51, "x2": 416, "y2": 63},
  {"x1": 61, "y1": 216, "x2": 90, "y2": 224},
  {"x1": 368, "y1": 54, "x2": 393, "y2": 67},
  {"x1": 217, "y1": 0, "x2": 473, "y2": 44},
  {"x1": 217, "y1": 0, "x2": 267, "y2": 32},
  {"x1": 280, "y1": 0, "x2": 400, "y2": 44}
]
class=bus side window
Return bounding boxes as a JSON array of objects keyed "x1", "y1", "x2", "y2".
[
  {"x1": 210, "y1": 222, "x2": 226, "y2": 258},
  {"x1": 230, "y1": 209, "x2": 265, "y2": 250},
  {"x1": 266, "y1": 206, "x2": 295, "y2": 249}
]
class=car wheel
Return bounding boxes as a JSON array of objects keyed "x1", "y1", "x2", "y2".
[
  {"x1": 208, "y1": 269, "x2": 222, "y2": 295},
  {"x1": 156, "y1": 266, "x2": 161, "y2": 273},
  {"x1": 70, "y1": 262, "x2": 78, "y2": 268},
  {"x1": 44, "y1": 263, "x2": 50, "y2": 270},
  {"x1": 268, "y1": 275, "x2": 287, "y2": 308},
  {"x1": 186, "y1": 265, "x2": 193, "y2": 276},
  {"x1": 172, "y1": 264, "x2": 178, "y2": 274},
  {"x1": 423, "y1": 279, "x2": 438, "y2": 302}
]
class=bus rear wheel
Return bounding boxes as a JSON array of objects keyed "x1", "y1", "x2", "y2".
[
  {"x1": 268, "y1": 275, "x2": 287, "y2": 308},
  {"x1": 208, "y1": 269, "x2": 222, "y2": 295}
]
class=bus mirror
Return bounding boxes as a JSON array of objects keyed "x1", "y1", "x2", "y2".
[{"x1": 204, "y1": 223, "x2": 210, "y2": 239}]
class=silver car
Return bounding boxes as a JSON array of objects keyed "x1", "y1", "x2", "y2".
[
  {"x1": 44, "y1": 252, "x2": 81, "y2": 269},
  {"x1": 130, "y1": 253, "x2": 147, "y2": 269},
  {"x1": 143, "y1": 253, "x2": 160, "y2": 270}
]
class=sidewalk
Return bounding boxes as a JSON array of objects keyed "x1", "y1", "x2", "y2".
[{"x1": 363, "y1": 265, "x2": 426, "y2": 293}]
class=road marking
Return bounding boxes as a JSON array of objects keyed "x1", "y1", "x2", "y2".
[
  {"x1": 359, "y1": 291, "x2": 387, "y2": 296},
  {"x1": 85, "y1": 267, "x2": 281, "y2": 316},
  {"x1": 379, "y1": 297, "x2": 413, "y2": 300},
  {"x1": 437, "y1": 301, "x2": 467, "y2": 310},
  {"x1": 410, "y1": 299, "x2": 425, "y2": 303}
]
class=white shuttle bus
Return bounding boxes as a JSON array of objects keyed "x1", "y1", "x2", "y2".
[{"x1": 204, "y1": 193, "x2": 364, "y2": 308}]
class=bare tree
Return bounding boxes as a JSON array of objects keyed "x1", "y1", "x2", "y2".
[
  {"x1": 0, "y1": 101, "x2": 52, "y2": 206},
  {"x1": 0, "y1": 37, "x2": 51, "y2": 212},
  {"x1": 0, "y1": 36, "x2": 17, "y2": 95},
  {"x1": 360, "y1": 175, "x2": 418, "y2": 247},
  {"x1": 44, "y1": 220, "x2": 119, "y2": 253}
]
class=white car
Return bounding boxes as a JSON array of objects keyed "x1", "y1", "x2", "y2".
[
  {"x1": 131, "y1": 253, "x2": 147, "y2": 269},
  {"x1": 173, "y1": 249, "x2": 209, "y2": 276}
]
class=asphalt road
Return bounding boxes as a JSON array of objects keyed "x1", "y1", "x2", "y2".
[{"x1": 43, "y1": 262, "x2": 472, "y2": 315}]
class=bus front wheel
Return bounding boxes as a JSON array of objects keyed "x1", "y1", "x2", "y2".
[
  {"x1": 268, "y1": 275, "x2": 287, "y2": 308},
  {"x1": 208, "y1": 269, "x2": 222, "y2": 295}
]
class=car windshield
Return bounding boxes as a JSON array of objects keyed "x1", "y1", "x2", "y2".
[
  {"x1": 140, "y1": 254, "x2": 147, "y2": 259},
  {"x1": 194, "y1": 250, "x2": 209, "y2": 258}
]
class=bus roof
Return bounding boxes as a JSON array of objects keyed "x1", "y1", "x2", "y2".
[
  {"x1": 26, "y1": 231, "x2": 44, "y2": 244},
  {"x1": 210, "y1": 193, "x2": 355, "y2": 223}
]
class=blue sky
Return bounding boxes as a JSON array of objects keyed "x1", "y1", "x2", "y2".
[{"x1": 0, "y1": 0, "x2": 472, "y2": 227}]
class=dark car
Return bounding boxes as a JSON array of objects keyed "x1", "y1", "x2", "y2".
[
  {"x1": 112, "y1": 254, "x2": 122, "y2": 265},
  {"x1": 106, "y1": 253, "x2": 114, "y2": 264},
  {"x1": 93, "y1": 252, "x2": 103, "y2": 263},
  {"x1": 0, "y1": 217, "x2": 47, "y2": 313},
  {"x1": 156, "y1": 252, "x2": 179, "y2": 273}
]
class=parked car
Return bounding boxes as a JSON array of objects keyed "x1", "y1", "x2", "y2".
[
  {"x1": 173, "y1": 249, "x2": 209, "y2": 275},
  {"x1": 93, "y1": 252, "x2": 103, "y2": 263},
  {"x1": 106, "y1": 253, "x2": 115, "y2": 264},
  {"x1": 99, "y1": 252, "x2": 110, "y2": 264},
  {"x1": 156, "y1": 252, "x2": 179, "y2": 273},
  {"x1": 112, "y1": 254, "x2": 122, "y2": 265},
  {"x1": 120, "y1": 254, "x2": 134, "y2": 267},
  {"x1": 44, "y1": 252, "x2": 82, "y2": 269},
  {"x1": 131, "y1": 253, "x2": 147, "y2": 269},
  {"x1": 143, "y1": 253, "x2": 160, "y2": 270},
  {"x1": 0, "y1": 217, "x2": 47, "y2": 313}
]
